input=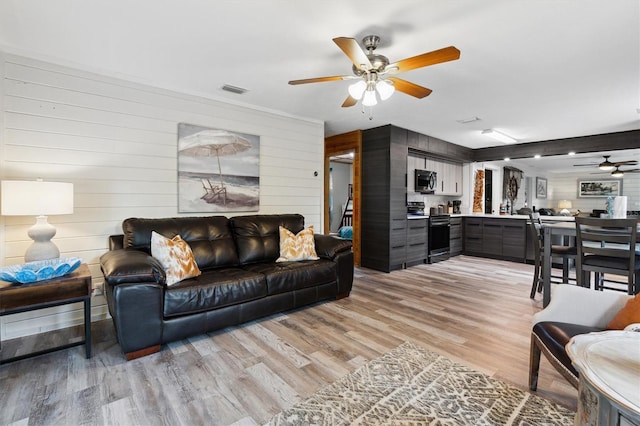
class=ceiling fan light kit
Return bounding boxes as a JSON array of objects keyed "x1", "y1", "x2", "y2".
[
  {"x1": 575, "y1": 155, "x2": 639, "y2": 176},
  {"x1": 362, "y1": 89, "x2": 377, "y2": 106},
  {"x1": 481, "y1": 129, "x2": 518, "y2": 144},
  {"x1": 376, "y1": 79, "x2": 395, "y2": 100},
  {"x1": 611, "y1": 168, "x2": 624, "y2": 177},
  {"x1": 288, "y1": 35, "x2": 460, "y2": 111}
]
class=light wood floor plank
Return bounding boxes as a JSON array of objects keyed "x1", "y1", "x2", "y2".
[{"x1": 0, "y1": 256, "x2": 579, "y2": 425}]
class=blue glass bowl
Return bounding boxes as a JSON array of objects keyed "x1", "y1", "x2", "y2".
[{"x1": 0, "y1": 257, "x2": 82, "y2": 284}]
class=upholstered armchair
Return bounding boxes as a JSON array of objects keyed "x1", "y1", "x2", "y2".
[{"x1": 529, "y1": 285, "x2": 632, "y2": 391}]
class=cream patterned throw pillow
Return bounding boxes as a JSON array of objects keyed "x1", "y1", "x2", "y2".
[
  {"x1": 151, "y1": 231, "x2": 201, "y2": 286},
  {"x1": 276, "y1": 225, "x2": 319, "y2": 262}
]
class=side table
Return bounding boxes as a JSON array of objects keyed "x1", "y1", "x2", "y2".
[
  {"x1": 0, "y1": 263, "x2": 92, "y2": 364},
  {"x1": 567, "y1": 330, "x2": 640, "y2": 426}
]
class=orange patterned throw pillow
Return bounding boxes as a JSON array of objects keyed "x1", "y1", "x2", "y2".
[
  {"x1": 607, "y1": 294, "x2": 640, "y2": 330},
  {"x1": 151, "y1": 231, "x2": 201, "y2": 286},
  {"x1": 276, "y1": 226, "x2": 319, "y2": 262}
]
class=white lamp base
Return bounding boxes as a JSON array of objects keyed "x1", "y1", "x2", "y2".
[
  {"x1": 25, "y1": 215, "x2": 60, "y2": 262},
  {"x1": 560, "y1": 208, "x2": 571, "y2": 216}
]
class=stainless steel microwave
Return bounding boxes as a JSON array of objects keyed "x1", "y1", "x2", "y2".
[{"x1": 415, "y1": 169, "x2": 436, "y2": 193}]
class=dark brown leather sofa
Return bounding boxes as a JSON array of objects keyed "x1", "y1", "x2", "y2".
[{"x1": 100, "y1": 214, "x2": 354, "y2": 360}]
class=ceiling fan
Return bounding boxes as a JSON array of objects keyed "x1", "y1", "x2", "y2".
[
  {"x1": 592, "y1": 165, "x2": 640, "y2": 177},
  {"x1": 288, "y1": 35, "x2": 460, "y2": 108},
  {"x1": 574, "y1": 155, "x2": 638, "y2": 171}
]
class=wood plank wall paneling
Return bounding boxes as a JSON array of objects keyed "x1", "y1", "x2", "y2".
[
  {"x1": 0, "y1": 52, "x2": 325, "y2": 339},
  {"x1": 547, "y1": 172, "x2": 640, "y2": 212}
]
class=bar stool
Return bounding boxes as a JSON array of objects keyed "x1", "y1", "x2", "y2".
[
  {"x1": 575, "y1": 216, "x2": 639, "y2": 295},
  {"x1": 528, "y1": 213, "x2": 577, "y2": 298}
]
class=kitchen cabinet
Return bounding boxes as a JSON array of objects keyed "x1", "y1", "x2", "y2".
[
  {"x1": 424, "y1": 158, "x2": 463, "y2": 196},
  {"x1": 464, "y1": 217, "x2": 483, "y2": 254},
  {"x1": 361, "y1": 125, "x2": 408, "y2": 272},
  {"x1": 450, "y1": 217, "x2": 462, "y2": 256},
  {"x1": 502, "y1": 220, "x2": 527, "y2": 259},
  {"x1": 361, "y1": 125, "x2": 473, "y2": 272},
  {"x1": 406, "y1": 218, "x2": 428, "y2": 265},
  {"x1": 463, "y1": 217, "x2": 526, "y2": 261},
  {"x1": 482, "y1": 219, "x2": 503, "y2": 256}
]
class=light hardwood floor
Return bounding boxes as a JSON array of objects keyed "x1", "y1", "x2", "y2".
[{"x1": 0, "y1": 256, "x2": 577, "y2": 425}]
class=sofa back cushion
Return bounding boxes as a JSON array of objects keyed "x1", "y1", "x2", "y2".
[
  {"x1": 230, "y1": 214, "x2": 304, "y2": 264},
  {"x1": 122, "y1": 216, "x2": 238, "y2": 269}
]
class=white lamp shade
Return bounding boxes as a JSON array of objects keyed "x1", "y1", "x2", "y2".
[
  {"x1": 348, "y1": 80, "x2": 367, "y2": 100},
  {"x1": 362, "y1": 89, "x2": 378, "y2": 106},
  {"x1": 558, "y1": 200, "x2": 572, "y2": 209},
  {"x1": 376, "y1": 79, "x2": 395, "y2": 100},
  {"x1": 1, "y1": 180, "x2": 74, "y2": 216}
]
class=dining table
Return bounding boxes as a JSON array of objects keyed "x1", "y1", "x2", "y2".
[{"x1": 541, "y1": 220, "x2": 640, "y2": 307}]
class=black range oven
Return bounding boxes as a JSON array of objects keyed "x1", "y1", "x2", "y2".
[{"x1": 428, "y1": 214, "x2": 450, "y2": 263}]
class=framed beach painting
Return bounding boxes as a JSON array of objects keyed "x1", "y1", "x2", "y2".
[
  {"x1": 177, "y1": 123, "x2": 260, "y2": 213},
  {"x1": 578, "y1": 180, "x2": 621, "y2": 198}
]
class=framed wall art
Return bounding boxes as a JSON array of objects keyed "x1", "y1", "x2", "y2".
[
  {"x1": 535, "y1": 177, "x2": 547, "y2": 199},
  {"x1": 177, "y1": 123, "x2": 260, "y2": 213},
  {"x1": 578, "y1": 180, "x2": 621, "y2": 198}
]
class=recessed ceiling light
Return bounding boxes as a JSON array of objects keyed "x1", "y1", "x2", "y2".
[
  {"x1": 568, "y1": 151, "x2": 576, "y2": 156},
  {"x1": 534, "y1": 154, "x2": 541, "y2": 159},
  {"x1": 504, "y1": 157, "x2": 510, "y2": 161}
]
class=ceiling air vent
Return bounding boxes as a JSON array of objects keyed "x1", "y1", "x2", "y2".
[{"x1": 222, "y1": 84, "x2": 248, "y2": 94}]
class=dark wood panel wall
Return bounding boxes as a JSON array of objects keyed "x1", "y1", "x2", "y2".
[{"x1": 473, "y1": 129, "x2": 640, "y2": 162}]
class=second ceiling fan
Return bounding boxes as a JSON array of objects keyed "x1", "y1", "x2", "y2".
[
  {"x1": 574, "y1": 155, "x2": 640, "y2": 177},
  {"x1": 288, "y1": 35, "x2": 460, "y2": 107}
]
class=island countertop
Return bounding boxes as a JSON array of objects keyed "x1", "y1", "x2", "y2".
[{"x1": 407, "y1": 213, "x2": 576, "y2": 222}]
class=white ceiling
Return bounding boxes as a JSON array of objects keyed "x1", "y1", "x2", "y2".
[{"x1": 1, "y1": 0, "x2": 639, "y2": 167}]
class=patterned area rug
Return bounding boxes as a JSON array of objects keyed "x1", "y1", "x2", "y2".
[{"x1": 268, "y1": 342, "x2": 575, "y2": 425}]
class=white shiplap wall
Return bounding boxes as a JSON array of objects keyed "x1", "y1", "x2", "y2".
[
  {"x1": 547, "y1": 171, "x2": 640, "y2": 213},
  {"x1": 0, "y1": 52, "x2": 324, "y2": 339}
]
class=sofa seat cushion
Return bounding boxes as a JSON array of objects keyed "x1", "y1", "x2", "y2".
[
  {"x1": 164, "y1": 268, "x2": 267, "y2": 317},
  {"x1": 533, "y1": 321, "x2": 604, "y2": 378},
  {"x1": 242, "y1": 259, "x2": 336, "y2": 295}
]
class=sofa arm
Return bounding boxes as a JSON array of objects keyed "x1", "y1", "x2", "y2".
[
  {"x1": 109, "y1": 282, "x2": 164, "y2": 357},
  {"x1": 314, "y1": 234, "x2": 352, "y2": 260},
  {"x1": 100, "y1": 249, "x2": 166, "y2": 286},
  {"x1": 334, "y1": 250, "x2": 354, "y2": 297},
  {"x1": 533, "y1": 285, "x2": 631, "y2": 328}
]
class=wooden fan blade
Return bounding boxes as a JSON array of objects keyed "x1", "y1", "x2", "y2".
[
  {"x1": 387, "y1": 77, "x2": 433, "y2": 99},
  {"x1": 342, "y1": 95, "x2": 358, "y2": 108},
  {"x1": 613, "y1": 160, "x2": 638, "y2": 166},
  {"x1": 386, "y1": 46, "x2": 460, "y2": 74},
  {"x1": 288, "y1": 75, "x2": 352, "y2": 85},
  {"x1": 333, "y1": 37, "x2": 372, "y2": 71}
]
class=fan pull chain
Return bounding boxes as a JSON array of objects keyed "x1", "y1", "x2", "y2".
[{"x1": 360, "y1": 104, "x2": 374, "y2": 121}]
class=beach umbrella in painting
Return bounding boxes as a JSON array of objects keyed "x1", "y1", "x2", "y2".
[{"x1": 179, "y1": 129, "x2": 252, "y2": 204}]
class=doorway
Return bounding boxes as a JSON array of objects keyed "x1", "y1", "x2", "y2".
[
  {"x1": 325, "y1": 131, "x2": 361, "y2": 266},
  {"x1": 484, "y1": 168, "x2": 493, "y2": 214},
  {"x1": 329, "y1": 156, "x2": 353, "y2": 233}
]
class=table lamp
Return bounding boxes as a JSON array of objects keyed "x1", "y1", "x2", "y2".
[
  {"x1": 1, "y1": 179, "x2": 74, "y2": 262},
  {"x1": 558, "y1": 200, "x2": 572, "y2": 216}
]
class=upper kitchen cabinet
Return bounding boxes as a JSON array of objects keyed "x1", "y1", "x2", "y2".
[
  {"x1": 425, "y1": 158, "x2": 463, "y2": 196},
  {"x1": 408, "y1": 132, "x2": 473, "y2": 161}
]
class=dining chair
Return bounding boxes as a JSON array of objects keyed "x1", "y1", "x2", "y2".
[
  {"x1": 528, "y1": 213, "x2": 577, "y2": 299},
  {"x1": 575, "y1": 217, "x2": 640, "y2": 295}
]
